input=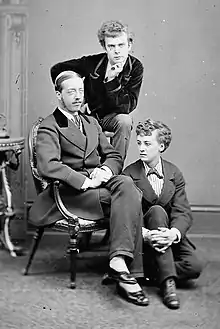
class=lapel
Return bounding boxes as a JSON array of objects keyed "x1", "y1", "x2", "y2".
[
  {"x1": 53, "y1": 108, "x2": 86, "y2": 151},
  {"x1": 156, "y1": 159, "x2": 176, "y2": 206},
  {"x1": 131, "y1": 160, "x2": 159, "y2": 204},
  {"x1": 90, "y1": 54, "x2": 108, "y2": 80},
  {"x1": 118, "y1": 55, "x2": 132, "y2": 84},
  {"x1": 80, "y1": 114, "x2": 98, "y2": 158},
  {"x1": 131, "y1": 159, "x2": 176, "y2": 206}
]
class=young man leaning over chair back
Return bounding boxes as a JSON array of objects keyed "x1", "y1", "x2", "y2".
[{"x1": 50, "y1": 20, "x2": 144, "y2": 162}]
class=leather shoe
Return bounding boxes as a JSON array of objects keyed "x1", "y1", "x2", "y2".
[
  {"x1": 102, "y1": 267, "x2": 137, "y2": 285},
  {"x1": 117, "y1": 284, "x2": 149, "y2": 306},
  {"x1": 161, "y1": 277, "x2": 180, "y2": 309}
]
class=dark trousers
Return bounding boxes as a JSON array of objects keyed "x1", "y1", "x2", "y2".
[
  {"x1": 100, "y1": 113, "x2": 133, "y2": 161},
  {"x1": 100, "y1": 175, "x2": 144, "y2": 278},
  {"x1": 143, "y1": 205, "x2": 202, "y2": 284}
]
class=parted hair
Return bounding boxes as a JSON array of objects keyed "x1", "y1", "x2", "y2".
[
  {"x1": 54, "y1": 71, "x2": 82, "y2": 92},
  {"x1": 136, "y1": 119, "x2": 172, "y2": 152},
  {"x1": 97, "y1": 20, "x2": 134, "y2": 48}
]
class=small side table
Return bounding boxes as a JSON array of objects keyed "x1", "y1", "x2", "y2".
[{"x1": 0, "y1": 137, "x2": 25, "y2": 257}]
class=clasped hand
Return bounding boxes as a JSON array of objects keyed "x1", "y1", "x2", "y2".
[
  {"x1": 143, "y1": 227, "x2": 177, "y2": 253},
  {"x1": 89, "y1": 167, "x2": 112, "y2": 188}
]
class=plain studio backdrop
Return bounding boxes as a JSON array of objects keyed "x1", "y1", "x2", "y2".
[{"x1": 27, "y1": 0, "x2": 220, "y2": 207}]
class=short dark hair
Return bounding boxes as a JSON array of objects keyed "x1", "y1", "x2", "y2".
[
  {"x1": 136, "y1": 119, "x2": 172, "y2": 152},
  {"x1": 97, "y1": 20, "x2": 134, "y2": 48},
  {"x1": 54, "y1": 71, "x2": 82, "y2": 92}
]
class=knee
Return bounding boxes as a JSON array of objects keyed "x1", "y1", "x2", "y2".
[
  {"x1": 114, "y1": 114, "x2": 133, "y2": 130},
  {"x1": 117, "y1": 175, "x2": 134, "y2": 189},
  {"x1": 117, "y1": 175, "x2": 142, "y2": 200},
  {"x1": 144, "y1": 205, "x2": 168, "y2": 228},
  {"x1": 186, "y1": 256, "x2": 203, "y2": 280}
]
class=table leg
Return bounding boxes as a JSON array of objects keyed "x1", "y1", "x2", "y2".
[{"x1": 0, "y1": 162, "x2": 23, "y2": 256}]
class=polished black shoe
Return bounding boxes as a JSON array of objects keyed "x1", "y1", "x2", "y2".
[
  {"x1": 117, "y1": 284, "x2": 149, "y2": 306},
  {"x1": 102, "y1": 267, "x2": 137, "y2": 285},
  {"x1": 161, "y1": 278, "x2": 180, "y2": 310}
]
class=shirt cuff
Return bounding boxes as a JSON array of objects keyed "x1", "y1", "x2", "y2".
[
  {"x1": 142, "y1": 227, "x2": 150, "y2": 236},
  {"x1": 81, "y1": 177, "x2": 91, "y2": 191},
  {"x1": 100, "y1": 166, "x2": 113, "y2": 177},
  {"x1": 170, "y1": 227, "x2": 181, "y2": 243}
]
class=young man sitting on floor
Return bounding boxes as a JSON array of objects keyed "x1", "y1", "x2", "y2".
[{"x1": 123, "y1": 118, "x2": 203, "y2": 309}]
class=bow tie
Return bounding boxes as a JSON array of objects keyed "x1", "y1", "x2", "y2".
[{"x1": 147, "y1": 168, "x2": 163, "y2": 179}]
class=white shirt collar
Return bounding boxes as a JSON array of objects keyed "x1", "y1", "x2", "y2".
[{"x1": 58, "y1": 107, "x2": 78, "y2": 122}]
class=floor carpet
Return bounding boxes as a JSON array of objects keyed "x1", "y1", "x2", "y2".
[{"x1": 0, "y1": 233, "x2": 220, "y2": 329}]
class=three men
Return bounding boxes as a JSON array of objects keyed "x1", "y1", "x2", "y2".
[
  {"x1": 50, "y1": 20, "x2": 144, "y2": 161},
  {"x1": 30, "y1": 18, "x2": 203, "y2": 309},
  {"x1": 29, "y1": 71, "x2": 149, "y2": 306},
  {"x1": 123, "y1": 119, "x2": 203, "y2": 309}
]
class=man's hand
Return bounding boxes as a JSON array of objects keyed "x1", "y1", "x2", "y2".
[
  {"x1": 81, "y1": 103, "x2": 91, "y2": 114},
  {"x1": 105, "y1": 63, "x2": 124, "y2": 82},
  {"x1": 142, "y1": 227, "x2": 152, "y2": 244},
  {"x1": 142, "y1": 228, "x2": 160, "y2": 248},
  {"x1": 90, "y1": 167, "x2": 112, "y2": 183},
  {"x1": 142, "y1": 227, "x2": 178, "y2": 253},
  {"x1": 150, "y1": 227, "x2": 177, "y2": 253},
  {"x1": 81, "y1": 167, "x2": 112, "y2": 191}
]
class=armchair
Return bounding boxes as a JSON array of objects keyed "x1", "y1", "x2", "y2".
[{"x1": 23, "y1": 117, "x2": 109, "y2": 288}]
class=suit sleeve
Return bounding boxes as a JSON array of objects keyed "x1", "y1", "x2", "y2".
[
  {"x1": 170, "y1": 168, "x2": 193, "y2": 238},
  {"x1": 36, "y1": 122, "x2": 87, "y2": 190},
  {"x1": 50, "y1": 56, "x2": 89, "y2": 82},
  {"x1": 104, "y1": 60, "x2": 144, "y2": 114}
]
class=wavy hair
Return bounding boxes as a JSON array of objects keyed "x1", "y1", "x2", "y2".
[
  {"x1": 136, "y1": 119, "x2": 172, "y2": 152},
  {"x1": 97, "y1": 20, "x2": 134, "y2": 48}
]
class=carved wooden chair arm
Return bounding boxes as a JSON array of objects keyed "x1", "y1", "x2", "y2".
[{"x1": 52, "y1": 180, "x2": 80, "y2": 236}]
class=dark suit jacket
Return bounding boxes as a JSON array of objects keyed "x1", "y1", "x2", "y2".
[
  {"x1": 50, "y1": 53, "x2": 143, "y2": 120},
  {"x1": 29, "y1": 109, "x2": 123, "y2": 227},
  {"x1": 123, "y1": 159, "x2": 193, "y2": 239}
]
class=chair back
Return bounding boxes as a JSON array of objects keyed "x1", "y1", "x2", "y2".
[{"x1": 28, "y1": 117, "x2": 49, "y2": 194}]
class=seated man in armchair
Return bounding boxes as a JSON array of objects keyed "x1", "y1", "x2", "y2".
[
  {"x1": 123, "y1": 119, "x2": 203, "y2": 309},
  {"x1": 29, "y1": 71, "x2": 149, "y2": 306}
]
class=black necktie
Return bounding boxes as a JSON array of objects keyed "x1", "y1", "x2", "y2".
[{"x1": 147, "y1": 168, "x2": 163, "y2": 179}]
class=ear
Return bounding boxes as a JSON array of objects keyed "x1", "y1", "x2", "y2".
[
  {"x1": 159, "y1": 143, "x2": 165, "y2": 152},
  {"x1": 128, "y1": 41, "x2": 132, "y2": 51},
  {"x1": 56, "y1": 90, "x2": 62, "y2": 100}
]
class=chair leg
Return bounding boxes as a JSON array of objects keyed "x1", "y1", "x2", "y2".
[
  {"x1": 68, "y1": 220, "x2": 80, "y2": 289},
  {"x1": 22, "y1": 227, "x2": 44, "y2": 275},
  {"x1": 69, "y1": 238, "x2": 79, "y2": 289}
]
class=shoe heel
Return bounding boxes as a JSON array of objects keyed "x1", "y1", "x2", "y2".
[{"x1": 102, "y1": 273, "x2": 114, "y2": 285}]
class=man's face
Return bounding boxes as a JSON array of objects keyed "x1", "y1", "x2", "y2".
[
  {"x1": 137, "y1": 131, "x2": 164, "y2": 166},
  {"x1": 104, "y1": 32, "x2": 131, "y2": 65},
  {"x1": 57, "y1": 77, "x2": 84, "y2": 113}
]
